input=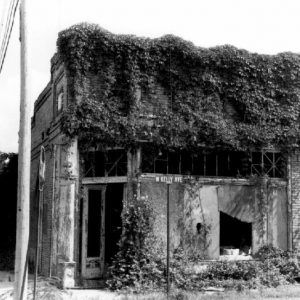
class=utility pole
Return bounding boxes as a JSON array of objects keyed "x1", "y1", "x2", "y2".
[{"x1": 14, "y1": 0, "x2": 31, "y2": 299}]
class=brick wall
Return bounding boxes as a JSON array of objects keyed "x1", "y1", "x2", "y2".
[
  {"x1": 30, "y1": 60, "x2": 67, "y2": 276},
  {"x1": 29, "y1": 155, "x2": 39, "y2": 271},
  {"x1": 30, "y1": 142, "x2": 56, "y2": 276},
  {"x1": 40, "y1": 148, "x2": 54, "y2": 276}
]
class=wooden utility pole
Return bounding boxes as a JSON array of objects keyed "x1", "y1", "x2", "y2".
[{"x1": 14, "y1": 0, "x2": 31, "y2": 299}]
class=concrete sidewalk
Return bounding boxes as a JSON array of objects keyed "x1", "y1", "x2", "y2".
[
  {"x1": 0, "y1": 286, "x2": 120, "y2": 300},
  {"x1": 0, "y1": 277, "x2": 121, "y2": 300}
]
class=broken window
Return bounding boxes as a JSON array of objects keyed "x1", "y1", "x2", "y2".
[
  {"x1": 83, "y1": 149, "x2": 127, "y2": 177},
  {"x1": 220, "y1": 211, "x2": 252, "y2": 256},
  {"x1": 205, "y1": 152, "x2": 216, "y2": 176},
  {"x1": 180, "y1": 150, "x2": 193, "y2": 175},
  {"x1": 217, "y1": 152, "x2": 230, "y2": 177},
  {"x1": 104, "y1": 150, "x2": 127, "y2": 176},
  {"x1": 192, "y1": 153, "x2": 205, "y2": 176},
  {"x1": 250, "y1": 151, "x2": 286, "y2": 178},
  {"x1": 141, "y1": 145, "x2": 285, "y2": 178},
  {"x1": 154, "y1": 150, "x2": 168, "y2": 174}
]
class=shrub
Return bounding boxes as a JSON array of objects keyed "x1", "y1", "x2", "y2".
[
  {"x1": 106, "y1": 197, "x2": 165, "y2": 291},
  {"x1": 254, "y1": 244, "x2": 287, "y2": 260},
  {"x1": 108, "y1": 223, "x2": 300, "y2": 292},
  {"x1": 203, "y1": 261, "x2": 260, "y2": 281},
  {"x1": 169, "y1": 245, "x2": 300, "y2": 291},
  {"x1": 254, "y1": 244, "x2": 300, "y2": 283}
]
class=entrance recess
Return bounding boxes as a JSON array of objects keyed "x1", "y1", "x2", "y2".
[
  {"x1": 82, "y1": 185, "x2": 106, "y2": 278},
  {"x1": 82, "y1": 183, "x2": 124, "y2": 279}
]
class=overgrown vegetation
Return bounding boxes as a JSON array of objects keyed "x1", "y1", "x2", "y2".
[
  {"x1": 107, "y1": 196, "x2": 300, "y2": 292},
  {"x1": 107, "y1": 196, "x2": 165, "y2": 291},
  {"x1": 57, "y1": 23, "x2": 300, "y2": 151}
]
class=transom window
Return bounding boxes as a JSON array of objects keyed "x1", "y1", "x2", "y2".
[
  {"x1": 82, "y1": 147, "x2": 286, "y2": 179},
  {"x1": 141, "y1": 147, "x2": 286, "y2": 178},
  {"x1": 83, "y1": 149, "x2": 127, "y2": 177}
]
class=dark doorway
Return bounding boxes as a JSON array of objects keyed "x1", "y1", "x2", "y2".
[
  {"x1": 105, "y1": 183, "x2": 124, "y2": 264},
  {"x1": 220, "y1": 211, "x2": 252, "y2": 254},
  {"x1": 0, "y1": 153, "x2": 17, "y2": 271},
  {"x1": 87, "y1": 189, "x2": 102, "y2": 258}
]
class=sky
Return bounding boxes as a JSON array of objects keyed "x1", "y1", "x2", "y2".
[{"x1": 0, "y1": 0, "x2": 300, "y2": 152}]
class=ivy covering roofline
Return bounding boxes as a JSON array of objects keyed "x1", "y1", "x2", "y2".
[{"x1": 57, "y1": 23, "x2": 300, "y2": 152}]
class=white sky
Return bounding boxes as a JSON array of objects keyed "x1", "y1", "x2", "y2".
[{"x1": 0, "y1": 0, "x2": 300, "y2": 152}]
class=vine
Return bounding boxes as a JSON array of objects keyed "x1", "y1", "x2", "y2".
[
  {"x1": 107, "y1": 195, "x2": 165, "y2": 291},
  {"x1": 180, "y1": 179, "x2": 212, "y2": 258},
  {"x1": 255, "y1": 176, "x2": 269, "y2": 239},
  {"x1": 57, "y1": 23, "x2": 300, "y2": 152}
]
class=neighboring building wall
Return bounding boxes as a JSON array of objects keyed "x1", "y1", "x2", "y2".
[
  {"x1": 30, "y1": 57, "x2": 74, "y2": 280},
  {"x1": 29, "y1": 84, "x2": 54, "y2": 273}
]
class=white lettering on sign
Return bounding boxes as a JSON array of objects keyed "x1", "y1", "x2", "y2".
[{"x1": 155, "y1": 176, "x2": 183, "y2": 183}]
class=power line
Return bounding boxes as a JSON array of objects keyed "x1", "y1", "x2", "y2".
[
  {"x1": 0, "y1": 1, "x2": 11, "y2": 40},
  {"x1": 0, "y1": 0, "x2": 19, "y2": 73},
  {"x1": 0, "y1": 0, "x2": 19, "y2": 75},
  {"x1": 0, "y1": 0, "x2": 14, "y2": 63},
  {"x1": 0, "y1": 0, "x2": 16, "y2": 57},
  {"x1": 0, "y1": 0, "x2": 15, "y2": 73}
]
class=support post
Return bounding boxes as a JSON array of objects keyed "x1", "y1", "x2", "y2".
[
  {"x1": 33, "y1": 189, "x2": 44, "y2": 300},
  {"x1": 14, "y1": 0, "x2": 31, "y2": 299},
  {"x1": 166, "y1": 183, "x2": 170, "y2": 295}
]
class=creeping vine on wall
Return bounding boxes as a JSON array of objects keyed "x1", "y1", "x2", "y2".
[
  {"x1": 180, "y1": 179, "x2": 212, "y2": 258},
  {"x1": 57, "y1": 23, "x2": 300, "y2": 151}
]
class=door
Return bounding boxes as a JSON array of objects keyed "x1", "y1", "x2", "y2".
[{"x1": 82, "y1": 185, "x2": 106, "y2": 278}]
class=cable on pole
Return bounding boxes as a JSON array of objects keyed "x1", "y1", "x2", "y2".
[{"x1": 0, "y1": 0, "x2": 20, "y2": 74}]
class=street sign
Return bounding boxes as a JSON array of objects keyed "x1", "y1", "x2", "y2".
[{"x1": 155, "y1": 175, "x2": 183, "y2": 184}]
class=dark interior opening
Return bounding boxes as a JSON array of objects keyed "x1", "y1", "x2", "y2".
[
  {"x1": 0, "y1": 154, "x2": 17, "y2": 271},
  {"x1": 205, "y1": 152, "x2": 216, "y2": 176},
  {"x1": 220, "y1": 211, "x2": 252, "y2": 254},
  {"x1": 105, "y1": 183, "x2": 123, "y2": 264},
  {"x1": 87, "y1": 189, "x2": 102, "y2": 257}
]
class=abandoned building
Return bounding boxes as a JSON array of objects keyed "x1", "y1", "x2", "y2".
[{"x1": 29, "y1": 23, "x2": 300, "y2": 287}]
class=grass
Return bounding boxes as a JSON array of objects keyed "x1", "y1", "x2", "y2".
[
  {"x1": 1, "y1": 281, "x2": 300, "y2": 299},
  {"x1": 117, "y1": 285, "x2": 300, "y2": 300}
]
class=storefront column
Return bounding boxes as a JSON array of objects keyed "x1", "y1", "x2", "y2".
[{"x1": 56, "y1": 139, "x2": 78, "y2": 288}]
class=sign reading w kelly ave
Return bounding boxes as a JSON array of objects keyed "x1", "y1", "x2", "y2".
[{"x1": 155, "y1": 175, "x2": 183, "y2": 184}]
